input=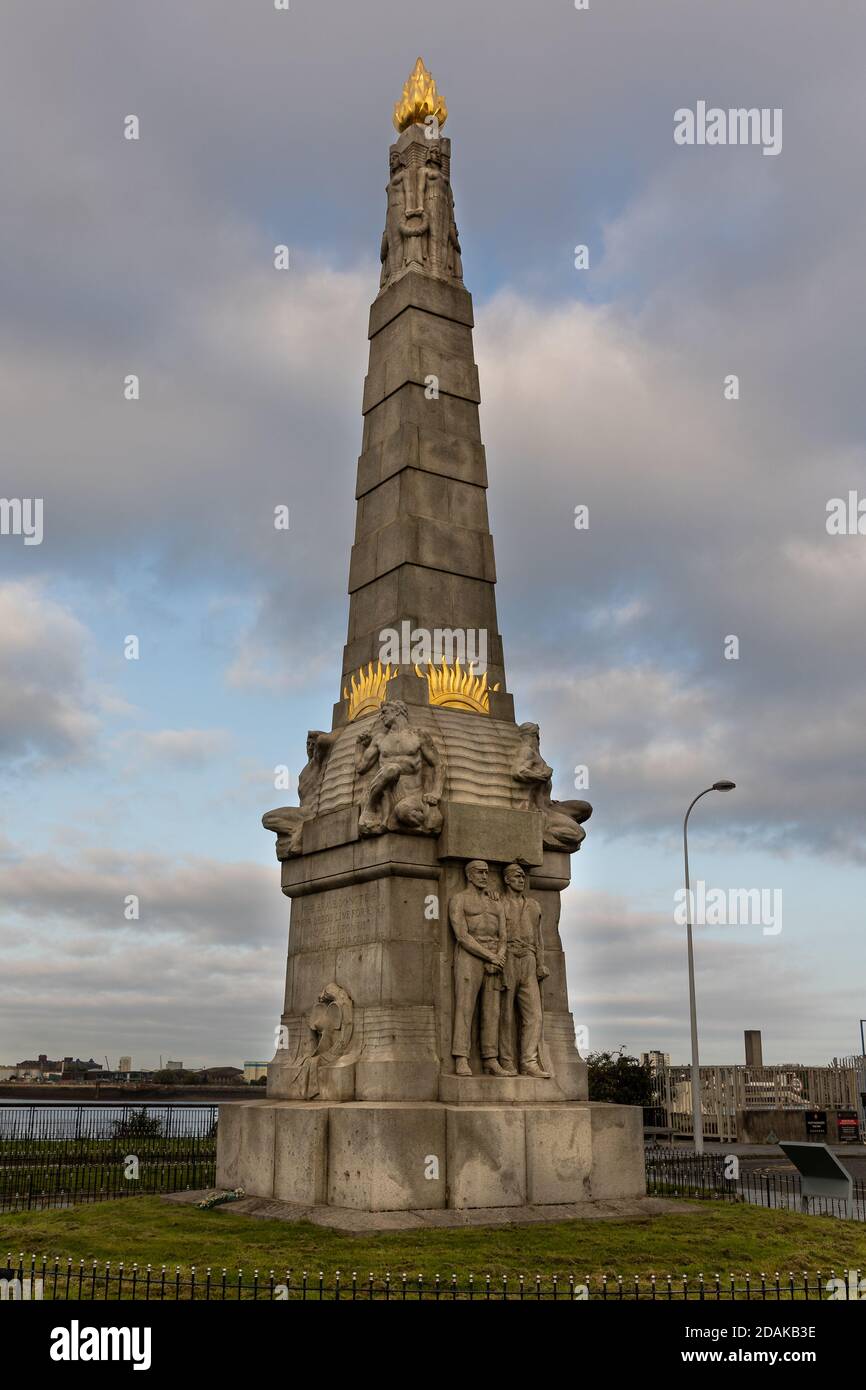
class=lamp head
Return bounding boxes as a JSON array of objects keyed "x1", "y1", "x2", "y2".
[{"x1": 712, "y1": 780, "x2": 736, "y2": 792}]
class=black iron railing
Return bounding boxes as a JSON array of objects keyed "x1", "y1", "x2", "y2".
[
  {"x1": 0, "y1": 1105, "x2": 217, "y2": 1210},
  {"x1": 2, "y1": 1107, "x2": 864, "y2": 1221},
  {"x1": 1, "y1": 1254, "x2": 862, "y2": 1301},
  {"x1": 645, "y1": 1147, "x2": 866, "y2": 1220}
]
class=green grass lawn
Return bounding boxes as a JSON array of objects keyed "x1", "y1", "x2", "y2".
[{"x1": 2, "y1": 1196, "x2": 864, "y2": 1282}]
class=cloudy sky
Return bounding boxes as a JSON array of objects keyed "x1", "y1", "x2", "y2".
[{"x1": 1, "y1": 1, "x2": 864, "y2": 1069}]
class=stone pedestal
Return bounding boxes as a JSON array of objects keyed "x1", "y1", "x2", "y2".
[{"x1": 217, "y1": 1099, "x2": 645, "y2": 1213}]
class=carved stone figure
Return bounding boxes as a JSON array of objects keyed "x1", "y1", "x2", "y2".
[
  {"x1": 262, "y1": 729, "x2": 338, "y2": 858},
  {"x1": 379, "y1": 141, "x2": 463, "y2": 290},
  {"x1": 400, "y1": 208, "x2": 429, "y2": 268},
  {"x1": 355, "y1": 699, "x2": 444, "y2": 836},
  {"x1": 512, "y1": 721, "x2": 593, "y2": 852},
  {"x1": 449, "y1": 860, "x2": 508, "y2": 1077},
  {"x1": 285, "y1": 983, "x2": 355, "y2": 1100},
  {"x1": 499, "y1": 863, "x2": 550, "y2": 1078},
  {"x1": 380, "y1": 150, "x2": 410, "y2": 287},
  {"x1": 417, "y1": 145, "x2": 450, "y2": 275},
  {"x1": 446, "y1": 208, "x2": 463, "y2": 280},
  {"x1": 308, "y1": 983, "x2": 354, "y2": 1066}
]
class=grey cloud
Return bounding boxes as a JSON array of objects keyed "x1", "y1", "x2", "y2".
[
  {"x1": 561, "y1": 890, "x2": 859, "y2": 1065},
  {"x1": 475, "y1": 289, "x2": 866, "y2": 859},
  {"x1": 0, "y1": 848, "x2": 284, "y2": 944},
  {"x1": 1, "y1": 936, "x2": 282, "y2": 1068},
  {"x1": 0, "y1": 582, "x2": 100, "y2": 763}
]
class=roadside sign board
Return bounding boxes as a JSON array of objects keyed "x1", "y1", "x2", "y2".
[
  {"x1": 779, "y1": 1142, "x2": 854, "y2": 1217},
  {"x1": 837, "y1": 1109, "x2": 860, "y2": 1143}
]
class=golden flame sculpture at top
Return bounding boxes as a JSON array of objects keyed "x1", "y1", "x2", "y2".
[
  {"x1": 393, "y1": 57, "x2": 448, "y2": 133},
  {"x1": 415, "y1": 659, "x2": 500, "y2": 715}
]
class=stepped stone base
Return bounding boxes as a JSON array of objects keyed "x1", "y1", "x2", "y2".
[
  {"x1": 216, "y1": 1098, "x2": 645, "y2": 1212},
  {"x1": 165, "y1": 1189, "x2": 680, "y2": 1232}
]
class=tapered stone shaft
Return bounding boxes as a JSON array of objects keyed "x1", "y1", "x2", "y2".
[{"x1": 340, "y1": 125, "x2": 511, "y2": 718}]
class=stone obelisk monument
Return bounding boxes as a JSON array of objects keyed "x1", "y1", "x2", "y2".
[{"x1": 217, "y1": 60, "x2": 645, "y2": 1213}]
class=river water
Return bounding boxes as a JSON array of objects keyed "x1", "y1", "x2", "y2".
[{"x1": 0, "y1": 1102, "x2": 218, "y2": 1140}]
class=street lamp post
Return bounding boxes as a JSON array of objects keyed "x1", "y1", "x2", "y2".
[{"x1": 683, "y1": 780, "x2": 736, "y2": 1157}]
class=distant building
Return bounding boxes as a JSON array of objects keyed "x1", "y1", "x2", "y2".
[
  {"x1": 744, "y1": 1030, "x2": 763, "y2": 1067},
  {"x1": 15, "y1": 1053, "x2": 61, "y2": 1078},
  {"x1": 195, "y1": 1066, "x2": 244, "y2": 1085},
  {"x1": 9, "y1": 1053, "x2": 159, "y2": 1083},
  {"x1": 641, "y1": 1051, "x2": 671, "y2": 1074},
  {"x1": 244, "y1": 1062, "x2": 268, "y2": 1083},
  {"x1": 60, "y1": 1057, "x2": 100, "y2": 1079},
  {"x1": 14, "y1": 1054, "x2": 98, "y2": 1080},
  {"x1": 166, "y1": 1060, "x2": 183, "y2": 1072}
]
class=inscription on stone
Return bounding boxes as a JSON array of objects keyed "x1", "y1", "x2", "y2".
[{"x1": 291, "y1": 885, "x2": 382, "y2": 951}]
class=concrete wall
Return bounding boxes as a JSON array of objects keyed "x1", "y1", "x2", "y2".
[{"x1": 737, "y1": 1108, "x2": 860, "y2": 1144}]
